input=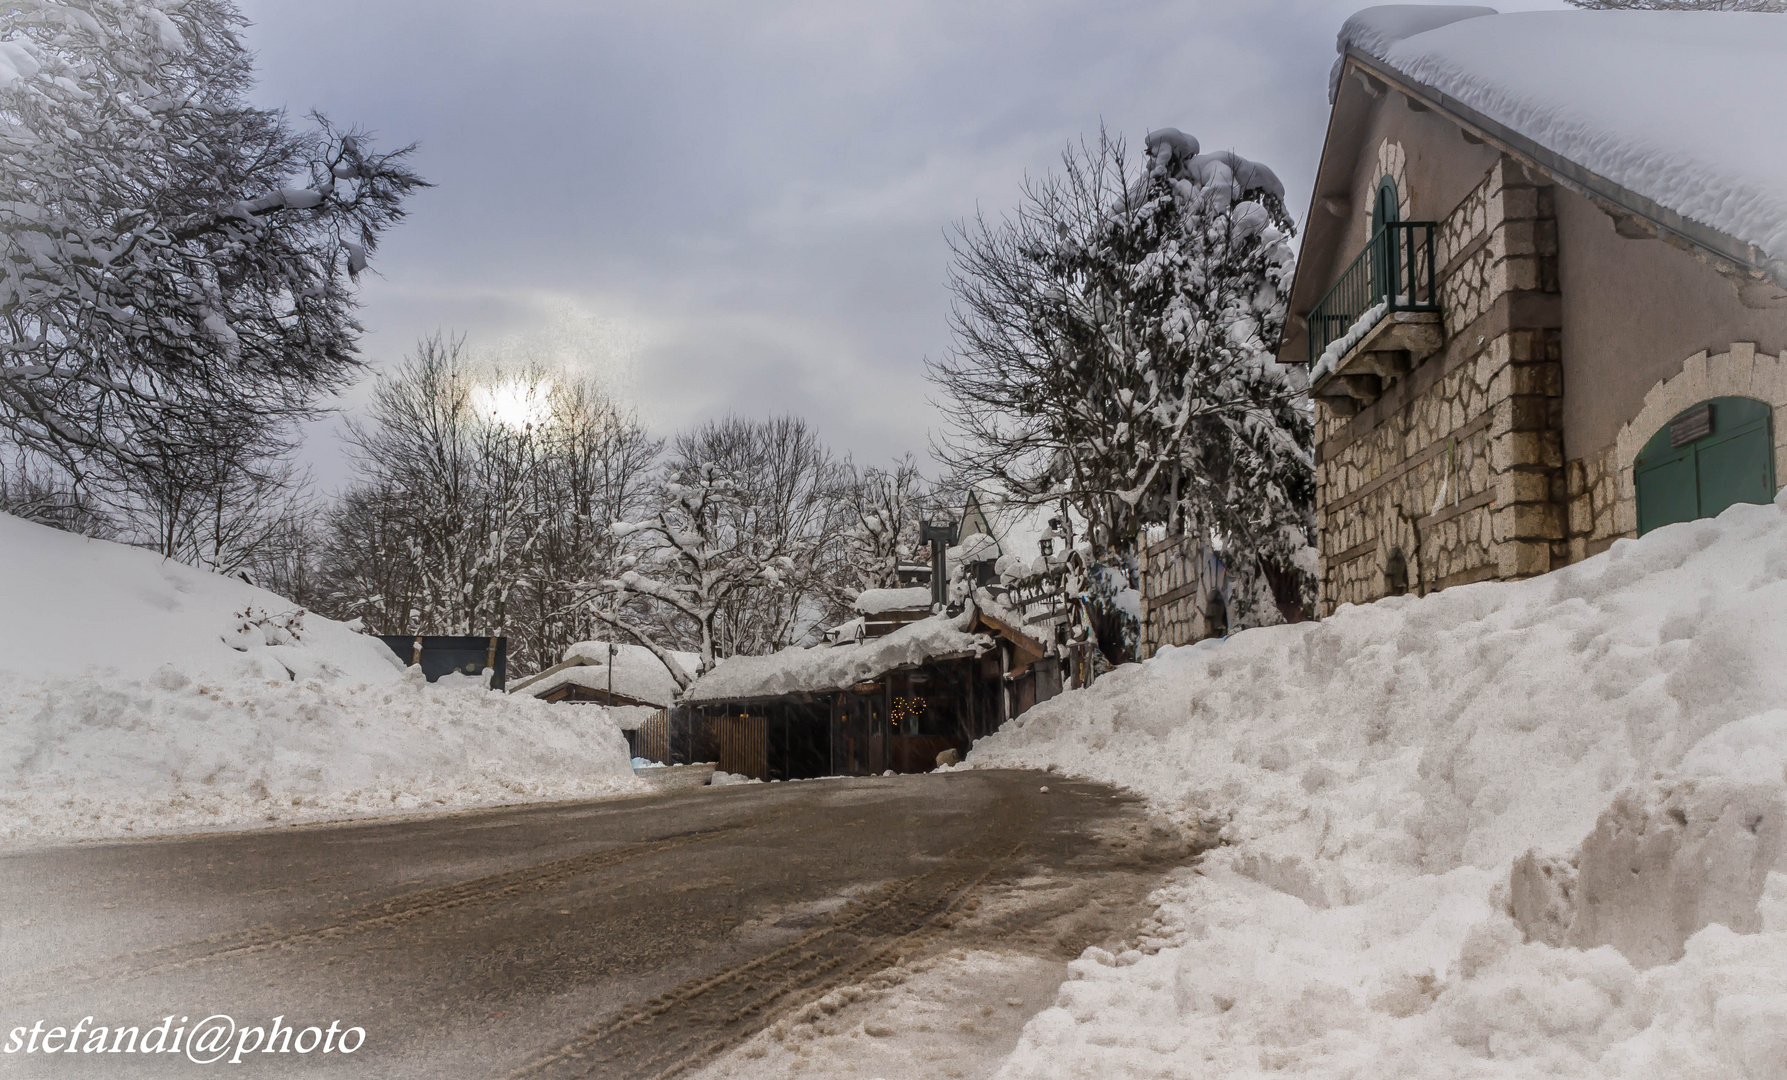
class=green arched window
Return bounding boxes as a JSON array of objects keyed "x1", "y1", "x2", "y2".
[
  {"x1": 1371, "y1": 176, "x2": 1401, "y2": 303},
  {"x1": 1634, "y1": 396, "x2": 1776, "y2": 536},
  {"x1": 1371, "y1": 175, "x2": 1400, "y2": 237}
]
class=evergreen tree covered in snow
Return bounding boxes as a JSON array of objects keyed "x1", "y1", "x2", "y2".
[
  {"x1": 931, "y1": 128, "x2": 1314, "y2": 651},
  {"x1": 0, "y1": 0, "x2": 425, "y2": 481}
]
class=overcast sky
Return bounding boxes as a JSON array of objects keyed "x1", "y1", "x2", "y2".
[{"x1": 236, "y1": 0, "x2": 1563, "y2": 489}]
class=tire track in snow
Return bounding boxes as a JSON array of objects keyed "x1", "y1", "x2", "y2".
[{"x1": 507, "y1": 808, "x2": 1029, "y2": 1080}]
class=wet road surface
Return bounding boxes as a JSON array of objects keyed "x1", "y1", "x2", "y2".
[{"x1": 0, "y1": 770, "x2": 1192, "y2": 1078}]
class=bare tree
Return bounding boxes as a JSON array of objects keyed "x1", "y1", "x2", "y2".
[
  {"x1": 332, "y1": 336, "x2": 538, "y2": 637},
  {"x1": 831, "y1": 455, "x2": 937, "y2": 597},
  {"x1": 584, "y1": 416, "x2": 841, "y2": 688},
  {"x1": 510, "y1": 378, "x2": 660, "y2": 672},
  {"x1": 0, "y1": 458, "x2": 113, "y2": 537},
  {"x1": 312, "y1": 336, "x2": 659, "y2": 672}
]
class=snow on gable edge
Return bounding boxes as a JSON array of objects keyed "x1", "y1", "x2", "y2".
[
  {"x1": 1339, "y1": 9, "x2": 1787, "y2": 273},
  {"x1": 1331, "y1": 5, "x2": 1497, "y2": 102}
]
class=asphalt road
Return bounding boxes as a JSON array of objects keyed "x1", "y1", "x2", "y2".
[{"x1": 0, "y1": 770, "x2": 1193, "y2": 1079}]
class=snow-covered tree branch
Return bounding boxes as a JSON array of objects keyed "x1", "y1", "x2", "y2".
[{"x1": 0, "y1": 0, "x2": 427, "y2": 485}]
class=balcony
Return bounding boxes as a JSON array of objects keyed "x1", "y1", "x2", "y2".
[{"x1": 1307, "y1": 221, "x2": 1442, "y2": 416}]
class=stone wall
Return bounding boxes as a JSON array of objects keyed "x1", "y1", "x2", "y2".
[
  {"x1": 1315, "y1": 155, "x2": 1565, "y2": 613},
  {"x1": 1138, "y1": 533, "x2": 1225, "y2": 657}
]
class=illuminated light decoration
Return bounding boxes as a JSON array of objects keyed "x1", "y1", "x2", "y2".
[{"x1": 890, "y1": 695, "x2": 927, "y2": 730}]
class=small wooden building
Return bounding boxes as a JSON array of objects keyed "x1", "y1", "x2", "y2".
[
  {"x1": 508, "y1": 640, "x2": 697, "y2": 708},
  {"x1": 679, "y1": 599, "x2": 1058, "y2": 782},
  {"x1": 508, "y1": 641, "x2": 698, "y2": 760}
]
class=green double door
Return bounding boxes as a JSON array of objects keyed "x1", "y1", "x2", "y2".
[{"x1": 1635, "y1": 396, "x2": 1776, "y2": 536}]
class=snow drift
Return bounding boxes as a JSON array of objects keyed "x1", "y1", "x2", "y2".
[
  {"x1": 968, "y1": 491, "x2": 1787, "y2": 1078},
  {"x1": 0, "y1": 513, "x2": 639, "y2": 845}
]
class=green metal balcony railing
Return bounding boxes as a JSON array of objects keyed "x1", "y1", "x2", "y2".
[{"x1": 1307, "y1": 221, "x2": 1438, "y2": 366}]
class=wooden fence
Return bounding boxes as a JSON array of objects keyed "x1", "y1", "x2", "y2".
[
  {"x1": 705, "y1": 714, "x2": 768, "y2": 780},
  {"x1": 632, "y1": 709, "x2": 671, "y2": 763}
]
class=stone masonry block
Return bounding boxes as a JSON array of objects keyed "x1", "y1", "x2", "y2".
[
  {"x1": 1493, "y1": 219, "x2": 1540, "y2": 260},
  {"x1": 1683, "y1": 349, "x2": 1709, "y2": 387},
  {"x1": 1509, "y1": 394, "x2": 1556, "y2": 433},
  {"x1": 1495, "y1": 538, "x2": 1553, "y2": 578},
  {"x1": 1498, "y1": 468, "x2": 1555, "y2": 505},
  {"x1": 1509, "y1": 361, "x2": 1563, "y2": 398},
  {"x1": 1497, "y1": 184, "x2": 1539, "y2": 222},
  {"x1": 1569, "y1": 496, "x2": 1592, "y2": 535}
]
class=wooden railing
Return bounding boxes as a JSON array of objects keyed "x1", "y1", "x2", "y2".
[{"x1": 1307, "y1": 221, "x2": 1438, "y2": 365}]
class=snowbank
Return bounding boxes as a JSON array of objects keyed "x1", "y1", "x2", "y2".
[
  {"x1": 0, "y1": 512, "x2": 401, "y2": 684},
  {"x1": 1343, "y1": 8, "x2": 1787, "y2": 275},
  {"x1": 970, "y1": 493, "x2": 1787, "y2": 1078},
  {"x1": 0, "y1": 514, "x2": 640, "y2": 845}
]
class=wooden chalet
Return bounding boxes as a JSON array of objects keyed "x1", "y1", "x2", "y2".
[{"x1": 676, "y1": 592, "x2": 1059, "y2": 782}]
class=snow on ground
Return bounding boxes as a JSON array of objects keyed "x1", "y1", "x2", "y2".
[
  {"x1": 1344, "y1": 8, "x2": 1787, "y2": 273},
  {"x1": 687, "y1": 950, "x2": 1064, "y2": 1080},
  {"x1": 966, "y1": 492, "x2": 1787, "y2": 1078},
  {"x1": 0, "y1": 513, "x2": 639, "y2": 846}
]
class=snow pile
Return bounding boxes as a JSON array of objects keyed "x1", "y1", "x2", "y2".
[
  {"x1": 971, "y1": 494, "x2": 1787, "y2": 1078},
  {"x1": 605, "y1": 704, "x2": 662, "y2": 731},
  {"x1": 0, "y1": 514, "x2": 639, "y2": 845},
  {"x1": 684, "y1": 612, "x2": 991, "y2": 704},
  {"x1": 853, "y1": 586, "x2": 934, "y2": 615},
  {"x1": 1344, "y1": 8, "x2": 1787, "y2": 275},
  {"x1": 0, "y1": 514, "x2": 402, "y2": 686},
  {"x1": 709, "y1": 770, "x2": 764, "y2": 787}
]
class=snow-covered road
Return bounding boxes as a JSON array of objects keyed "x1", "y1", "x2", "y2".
[{"x1": 0, "y1": 770, "x2": 1188, "y2": 1079}]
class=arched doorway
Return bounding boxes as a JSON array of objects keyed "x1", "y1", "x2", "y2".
[{"x1": 1634, "y1": 397, "x2": 1775, "y2": 536}]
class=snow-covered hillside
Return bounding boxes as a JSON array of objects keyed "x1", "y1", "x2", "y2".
[
  {"x1": 0, "y1": 513, "x2": 639, "y2": 845},
  {"x1": 968, "y1": 491, "x2": 1787, "y2": 1078}
]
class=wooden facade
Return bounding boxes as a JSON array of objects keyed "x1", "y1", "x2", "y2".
[
  {"x1": 674, "y1": 639, "x2": 1063, "y2": 781},
  {"x1": 538, "y1": 683, "x2": 660, "y2": 708}
]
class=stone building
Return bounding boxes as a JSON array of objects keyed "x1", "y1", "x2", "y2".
[{"x1": 1280, "y1": 8, "x2": 1787, "y2": 614}]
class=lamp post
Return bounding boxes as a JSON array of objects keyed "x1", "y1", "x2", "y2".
[{"x1": 918, "y1": 518, "x2": 959, "y2": 611}]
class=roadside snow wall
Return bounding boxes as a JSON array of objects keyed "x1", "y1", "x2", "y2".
[
  {"x1": 0, "y1": 514, "x2": 639, "y2": 845},
  {"x1": 968, "y1": 492, "x2": 1787, "y2": 1078}
]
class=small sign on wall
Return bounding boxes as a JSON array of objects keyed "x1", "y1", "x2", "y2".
[{"x1": 1670, "y1": 403, "x2": 1713, "y2": 448}]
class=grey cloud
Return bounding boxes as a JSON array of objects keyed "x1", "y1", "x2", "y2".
[{"x1": 237, "y1": 0, "x2": 1563, "y2": 488}]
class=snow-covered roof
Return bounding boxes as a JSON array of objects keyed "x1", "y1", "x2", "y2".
[
  {"x1": 682, "y1": 612, "x2": 991, "y2": 704},
  {"x1": 1338, "y1": 7, "x2": 1787, "y2": 277},
  {"x1": 853, "y1": 587, "x2": 934, "y2": 615},
  {"x1": 509, "y1": 640, "x2": 697, "y2": 707}
]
